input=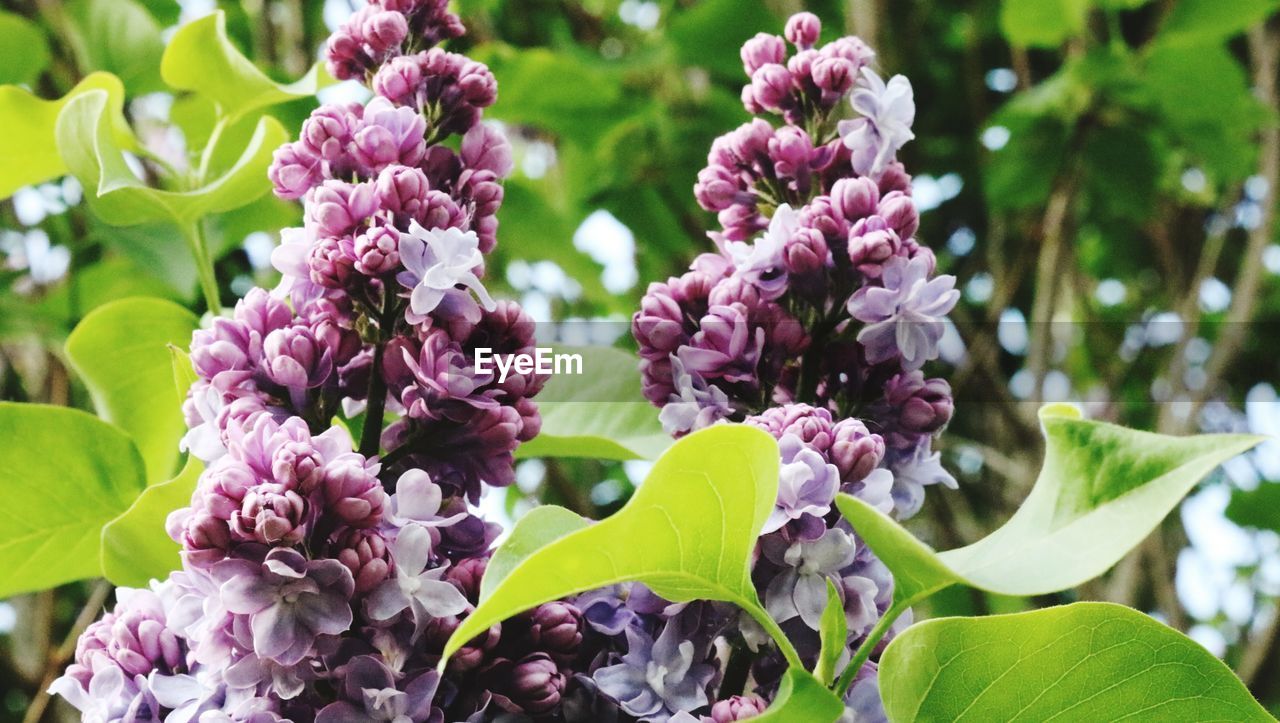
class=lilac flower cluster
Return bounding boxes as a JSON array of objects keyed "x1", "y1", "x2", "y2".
[
  {"x1": 627, "y1": 11, "x2": 960, "y2": 720},
  {"x1": 52, "y1": 4, "x2": 587, "y2": 721}
]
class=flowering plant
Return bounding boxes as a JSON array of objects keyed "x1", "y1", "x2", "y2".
[{"x1": 0, "y1": 4, "x2": 1272, "y2": 723}]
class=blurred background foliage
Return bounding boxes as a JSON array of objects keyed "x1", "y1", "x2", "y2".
[{"x1": 1, "y1": 0, "x2": 1279, "y2": 719}]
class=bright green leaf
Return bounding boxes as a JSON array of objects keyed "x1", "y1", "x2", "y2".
[
  {"x1": 516, "y1": 346, "x2": 670, "y2": 461},
  {"x1": 753, "y1": 668, "x2": 844, "y2": 723},
  {"x1": 56, "y1": 87, "x2": 286, "y2": 225},
  {"x1": 1159, "y1": 0, "x2": 1280, "y2": 46},
  {"x1": 815, "y1": 578, "x2": 847, "y2": 687},
  {"x1": 0, "y1": 403, "x2": 147, "y2": 597},
  {"x1": 170, "y1": 345, "x2": 198, "y2": 400},
  {"x1": 444, "y1": 425, "x2": 786, "y2": 665},
  {"x1": 480, "y1": 505, "x2": 588, "y2": 601},
  {"x1": 0, "y1": 72, "x2": 125, "y2": 200},
  {"x1": 999, "y1": 0, "x2": 1089, "y2": 48},
  {"x1": 836, "y1": 404, "x2": 1263, "y2": 604},
  {"x1": 880, "y1": 602, "x2": 1272, "y2": 722},
  {"x1": 161, "y1": 10, "x2": 321, "y2": 121},
  {"x1": 0, "y1": 12, "x2": 51, "y2": 85},
  {"x1": 66, "y1": 298, "x2": 198, "y2": 484},
  {"x1": 100, "y1": 456, "x2": 201, "y2": 587},
  {"x1": 64, "y1": 0, "x2": 165, "y2": 94},
  {"x1": 668, "y1": 0, "x2": 780, "y2": 81}
]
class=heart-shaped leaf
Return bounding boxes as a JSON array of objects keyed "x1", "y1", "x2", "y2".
[
  {"x1": 836, "y1": 404, "x2": 1264, "y2": 605},
  {"x1": 515, "y1": 345, "x2": 670, "y2": 461},
  {"x1": 100, "y1": 456, "x2": 201, "y2": 587},
  {"x1": 161, "y1": 10, "x2": 321, "y2": 121},
  {"x1": 879, "y1": 602, "x2": 1272, "y2": 722},
  {"x1": 0, "y1": 72, "x2": 125, "y2": 200},
  {"x1": 0, "y1": 403, "x2": 147, "y2": 597},
  {"x1": 444, "y1": 424, "x2": 792, "y2": 665},
  {"x1": 56, "y1": 87, "x2": 286, "y2": 226},
  {"x1": 480, "y1": 505, "x2": 588, "y2": 601},
  {"x1": 67, "y1": 297, "x2": 198, "y2": 483}
]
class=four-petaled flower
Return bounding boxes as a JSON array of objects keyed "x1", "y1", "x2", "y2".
[
  {"x1": 366, "y1": 523, "x2": 470, "y2": 640},
  {"x1": 838, "y1": 68, "x2": 916, "y2": 177},
  {"x1": 398, "y1": 221, "x2": 496, "y2": 324},
  {"x1": 847, "y1": 255, "x2": 959, "y2": 370}
]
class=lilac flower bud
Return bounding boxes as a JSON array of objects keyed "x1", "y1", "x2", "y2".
[
  {"x1": 750, "y1": 64, "x2": 793, "y2": 112},
  {"x1": 883, "y1": 371, "x2": 954, "y2": 439},
  {"x1": 325, "y1": 26, "x2": 367, "y2": 81},
  {"x1": 269, "y1": 143, "x2": 321, "y2": 200},
  {"x1": 321, "y1": 457, "x2": 385, "y2": 528},
  {"x1": 633, "y1": 277, "x2": 696, "y2": 363},
  {"x1": 374, "y1": 164, "x2": 430, "y2": 221},
  {"x1": 354, "y1": 99, "x2": 428, "y2": 172},
  {"x1": 461, "y1": 123, "x2": 514, "y2": 177},
  {"x1": 741, "y1": 33, "x2": 786, "y2": 75},
  {"x1": 500, "y1": 653, "x2": 565, "y2": 715},
  {"x1": 333, "y1": 527, "x2": 393, "y2": 594},
  {"x1": 353, "y1": 224, "x2": 401, "y2": 276},
  {"x1": 711, "y1": 694, "x2": 769, "y2": 722},
  {"x1": 784, "y1": 226, "x2": 828, "y2": 276},
  {"x1": 307, "y1": 235, "x2": 357, "y2": 289},
  {"x1": 372, "y1": 54, "x2": 423, "y2": 105},
  {"x1": 747, "y1": 403, "x2": 834, "y2": 451},
  {"x1": 525, "y1": 601, "x2": 584, "y2": 665},
  {"x1": 305, "y1": 180, "x2": 377, "y2": 238},
  {"x1": 679, "y1": 303, "x2": 764, "y2": 385},
  {"x1": 785, "y1": 12, "x2": 821, "y2": 49},
  {"x1": 831, "y1": 418, "x2": 885, "y2": 482},
  {"x1": 263, "y1": 324, "x2": 334, "y2": 390},
  {"x1": 458, "y1": 60, "x2": 498, "y2": 107},
  {"x1": 848, "y1": 219, "x2": 902, "y2": 277},
  {"x1": 229, "y1": 482, "x2": 309, "y2": 545},
  {"x1": 301, "y1": 103, "x2": 359, "y2": 162},
  {"x1": 831, "y1": 177, "x2": 881, "y2": 221},
  {"x1": 446, "y1": 555, "x2": 488, "y2": 601},
  {"x1": 695, "y1": 165, "x2": 740, "y2": 211},
  {"x1": 768, "y1": 125, "x2": 812, "y2": 179},
  {"x1": 361, "y1": 9, "x2": 409, "y2": 55},
  {"x1": 878, "y1": 190, "x2": 920, "y2": 240},
  {"x1": 812, "y1": 56, "x2": 856, "y2": 96},
  {"x1": 175, "y1": 509, "x2": 232, "y2": 566}
]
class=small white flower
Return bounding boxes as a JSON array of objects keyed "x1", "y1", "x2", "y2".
[
  {"x1": 397, "y1": 221, "x2": 496, "y2": 323},
  {"x1": 838, "y1": 68, "x2": 916, "y2": 177}
]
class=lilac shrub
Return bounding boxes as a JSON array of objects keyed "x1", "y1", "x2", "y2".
[
  {"x1": 53, "y1": 8, "x2": 956, "y2": 723},
  {"x1": 628, "y1": 10, "x2": 959, "y2": 720},
  {"x1": 52, "y1": 1, "x2": 569, "y2": 720}
]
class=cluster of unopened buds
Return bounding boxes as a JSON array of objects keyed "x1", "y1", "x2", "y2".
[{"x1": 53, "y1": 7, "x2": 957, "y2": 723}]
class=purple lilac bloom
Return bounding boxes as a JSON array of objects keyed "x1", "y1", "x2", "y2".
[
  {"x1": 847, "y1": 254, "x2": 959, "y2": 369},
  {"x1": 593, "y1": 620, "x2": 717, "y2": 721}
]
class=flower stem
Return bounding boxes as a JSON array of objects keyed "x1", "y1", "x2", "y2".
[
  {"x1": 833, "y1": 597, "x2": 910, "y2": 697},
  {"x1": 745, "y1": 604, "x2": 803, "y2": 671},
  {"x1": 182, "y1": 221, "x2": 222, "y2": 314},
  {"x1": 359, "y1": 287, "x2": 396, "y2": 459}
]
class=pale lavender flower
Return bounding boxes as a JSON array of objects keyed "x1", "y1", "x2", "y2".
[
  {"x1": 764, "y1": 528, "x2": 856, "y2": 629},
  {"x1": 315, "y1": 655, "x2": 439, "y2": 723},
  {"x1": 838, "y1": 68, "x2": 916, "y2": 177},
  {"x1": 659, "y1": 355, "x2": 733, "y2": 436},
  {"x1": 365, "y1": 524, "x2": 470, "y2": 640},
  {"x1": 593, "y1": 621, "x2": 716, "y2": 721},
  {"x1": 723, "y1": 203, "x2": 795, "y2": 301},
  {"x1": 397, "y1": 221, "x2": 496, "y2": 324},
  {"x1": 885, "y1": 442, "x2": 956, "y2": 519},
  {"x1": 217, "y1": 549, "x2": 355, "y2": 665},
  {"x1": 846, "y1": 255, "x2": 958, "y2": 370},
  {"x1": 763, "y1": 434, "x2": 840, "y2": 533}
]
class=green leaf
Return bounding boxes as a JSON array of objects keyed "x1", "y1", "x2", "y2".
[
  {"x1": 836, "y1": 404, "x2": 1264, "y2": 604},
  {"x1": 999, "y1": 0, "x2": 1089, "y2": 48},
  {"x1": 1226, "y1": 482, "x2": 1280, "y2": 533},
  {"x1": 56, "y1": 87, "x2": 287, "y2": 226},
  {"x1": 444, "y1": 425, "x2": 789, "y2": 665},
  {"x1": 481, "y1": 505, "x2": 588, "y2": 601},
  {"x1": 0, "y1": 403, "x2": 147, "y2": 597},
  {"x1": 814, "y1": 578, "x2": 847, "y2": 687},
  {"x1": 515, "y1": 346, "x2": 670, "y2": 461},
  {"x1": 100, "y1": 456, "x2": 201, "y2": 586},
  {"x1": 161, "y1": 10, "x2": 321, "y2": 121},
  {"x1": 1159, "y1": 0, "x2": 1280, "y2": 46},
  {"x1": 668, "y1": 0, "x2": 780, "y2": 81},
  {"x1": 753, "y1": 668, "x2": 844, "y2": 723},
  {"x1": 0, "y1": 12, "x2": 51, "y2": 85},
  {"x1": 64, "y1": 0, "x2": 165, "y2": 94},
  {"x1": 66, "y1": 298, "x2": 199, "y2": 484},
  {"x1": 879, "y1": 602, "x2": 1272, "y2": 722},
  {"x1": 0, "y1": 72, "x2": 125, "y2": 200}
]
